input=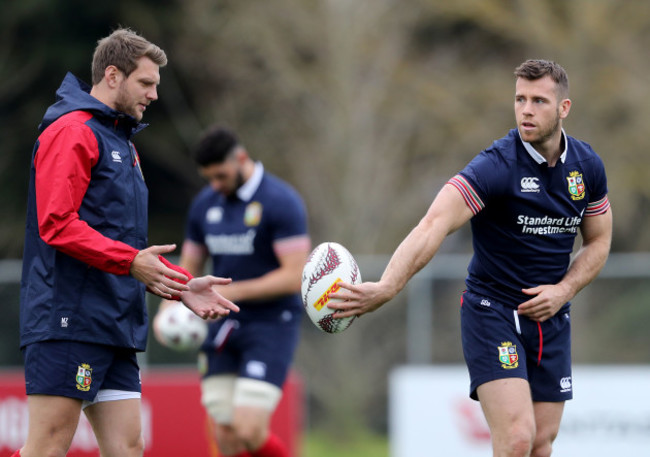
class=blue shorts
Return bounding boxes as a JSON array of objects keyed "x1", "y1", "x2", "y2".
[
  {"x1": 22, "y1": 340, "x2": 141, "y2": 401},
  {"x1": 460, "y1": 290, "x2": 572, "y2": 402},
  {"x1": 198, "y1": 310, "x2": 301, "y2": 388}
]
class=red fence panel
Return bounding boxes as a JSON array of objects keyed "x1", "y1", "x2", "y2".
[{"x1": 0, "y1": 369, "x2": 303, "y2": 457}]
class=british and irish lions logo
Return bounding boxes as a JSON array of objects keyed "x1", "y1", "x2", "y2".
[
  {"x1": 498, "y1": 342, "x2": 519, "y2": 369},
  {"x1": 76, "y1": 363, "x2": 92, "y2": 391},
  {"x1": 566, "y1": 171, "x2": 585, "y2": 201}
]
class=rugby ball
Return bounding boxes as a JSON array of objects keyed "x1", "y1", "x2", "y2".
[
  {"x1": 301, "y1": 242, "x2": 362, "y2": 333},
  {"x1": 156, "y1": 303, "x2": 208, "y2": 351}
]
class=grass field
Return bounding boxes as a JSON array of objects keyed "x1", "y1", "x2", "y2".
[{"x1": 303, "y1": 431, "x2": 389, "y2": 457}]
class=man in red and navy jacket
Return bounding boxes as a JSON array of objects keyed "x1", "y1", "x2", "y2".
[{"x1": 16, "y1": 28, "x2": 239, "y2": 457}]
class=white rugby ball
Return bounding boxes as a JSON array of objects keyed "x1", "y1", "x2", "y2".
[
  {"x1": 156, "y1": 303, "x2": 208, "y2": 351},
  {"x1": 301, "y1": 242, "x2": 362, "y2": 333}
]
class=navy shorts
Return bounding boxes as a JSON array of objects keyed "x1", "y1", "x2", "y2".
[
  {"x1": 460, "y1": 290, "x2": 572, "y2": 402},
  {"x1": 198, "y1": 309, "x2": 301, "y2": 388},
  {"x1": 22, "y1": 340, "x2": 141, "y2": 401}
]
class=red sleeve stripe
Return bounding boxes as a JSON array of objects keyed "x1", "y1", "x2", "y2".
[
  {"x1": 273, "y1": 234, "x2": 312, "y2": 257},
  {"x1": 585, "y1": 196, "x2": 610, "y2": 216},
  {"x1": 447, "y1": 175, "x2": 485, "y2": 215}
]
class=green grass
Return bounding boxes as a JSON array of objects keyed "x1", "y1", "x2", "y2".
[{"x1": 302, "y1": 431, "x2": 389, "y2": 457}]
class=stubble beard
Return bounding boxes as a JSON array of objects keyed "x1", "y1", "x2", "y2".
[
  {"x1": 224, "y1": 170, "x2": 245, "y2": 199},
  {"x1": 114, "y1": 84, "x2": 142, "y2": 121},
  {"x1": 527, "y1": 110, "x2": 561, "y2": 149}
]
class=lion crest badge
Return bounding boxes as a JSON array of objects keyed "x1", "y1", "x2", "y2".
[{"x1": 498, "y1": 342, "x2": 519, "y2": 369}]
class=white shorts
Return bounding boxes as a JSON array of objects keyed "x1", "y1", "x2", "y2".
[{"x1": 81, "y1": 389, "x2": 141, "y2": 410}]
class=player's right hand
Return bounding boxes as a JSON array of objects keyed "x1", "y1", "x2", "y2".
[
  {"x1": 327, "y1": 280, "x2": 392, "y2": 318},
  {"x1": 130, "y1": 244, "x2": 190, "y2": 299}
]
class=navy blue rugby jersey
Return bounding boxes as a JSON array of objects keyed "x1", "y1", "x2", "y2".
[
  {"x1": 448, "y1": 128, "x2": 610, "y2": 309},
  {"x1": 186, "y1": 164, "x2": 309, "y2": 318}
]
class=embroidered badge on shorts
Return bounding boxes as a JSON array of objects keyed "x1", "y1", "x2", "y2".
[
  {"x1": 498, "y1": 342, "x2": 519, "y2": 369},
  {"x1": 76, "y1": 363, "x2": 93, "y2": 391}
]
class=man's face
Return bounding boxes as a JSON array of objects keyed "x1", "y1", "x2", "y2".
[
  {"x1": 514, "y1": 75, "x2": 570, "y2": 146},
  {"x1": 199, "y1": 153, "x2": 244, "y2": 197},
  {"x1": 113, "y1": 56, "x2": 160, "y2": 121}
]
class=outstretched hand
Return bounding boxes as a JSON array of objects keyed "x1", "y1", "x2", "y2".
[{"x1": 181, "y1": 275, "x2": 240, "y2": 320}]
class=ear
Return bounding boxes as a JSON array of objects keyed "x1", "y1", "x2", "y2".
[
  {"x1": 234, "y1": 146, "x2": 249, "y2": 164},
  {"x1": 104, "y1": 65, "x2": 123, "y2": 89},
  {"x1": 559, "y1": 98, "x2": 572, "y2": 119}
]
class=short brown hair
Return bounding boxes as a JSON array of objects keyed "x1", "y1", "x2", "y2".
[
  {"x1": 514, "y1": 59, "x2": 569, "y2": 99},
  {"x1": 91, "y1": 27, "x2": 167, "y2": 85}
]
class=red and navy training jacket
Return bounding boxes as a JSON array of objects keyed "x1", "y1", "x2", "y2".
[{"x1": 20, "y1": 72, "x2": 152, "y2": 350}]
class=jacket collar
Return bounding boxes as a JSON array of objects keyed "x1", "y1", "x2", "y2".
[{"x1": 39, "y1": 72, "x2": 146, "y2": 137}]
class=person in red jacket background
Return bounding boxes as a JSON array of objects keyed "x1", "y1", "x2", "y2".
[{"x1": 16, "y1": 28, "x2": 239, "y2": 457}]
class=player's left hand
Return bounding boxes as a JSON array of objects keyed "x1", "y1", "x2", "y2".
[
  {"x1": 180, "y1": 276, "x2": 240, "y2": 320},
  {"x1": 517, "y1": 284, "x2": 572, "y2": 322}
]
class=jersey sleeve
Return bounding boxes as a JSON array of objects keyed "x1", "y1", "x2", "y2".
[
  {"x1": 269, "y1": 188, "x2": 309, "y2": 246},
  {"x1": 35, "y1": 121, "x2": 140, "y2": 275},
  {"x1": 447, "y1": 150, "x2": 507, "y2": 215},
  {"x1": 584, "y1": 151, "x2": 611, "y2": 217}
]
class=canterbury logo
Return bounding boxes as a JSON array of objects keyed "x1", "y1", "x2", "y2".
[
  {"x1": 520, "y1": 177, "x2": 540, "y2": 192},
  {"x1": 560, "y1": 377, "x2": 572, "y2": 391},
  {"x1": 111, "y1": 151, "x2": 122, "y2": 163}
]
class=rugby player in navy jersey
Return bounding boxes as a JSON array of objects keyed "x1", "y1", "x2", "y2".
[
  {"x1": 329, "y1": 60, "x2": 612, "y2": 457},
  {"x1": 154, "y1": 126, "x2": 311, "y2": 457},
  {"x1": 16, "y1": 29, "x2": 238, "y2": 457}
]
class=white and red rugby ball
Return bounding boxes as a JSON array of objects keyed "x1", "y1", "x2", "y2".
[
  {"x1": 156, "y1": 303, "x2": 208, "y2": 351},
  {"x1": 301, "y1": 242, "x2": 362, "y2": 333}
]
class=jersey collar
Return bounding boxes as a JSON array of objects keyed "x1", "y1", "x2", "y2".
[
  {"x1": 236, "y1": 161, "x2": 264, "y2": 202},
  {"x1": 519, "y1": 128, "x2": 568, "y2": 165}
]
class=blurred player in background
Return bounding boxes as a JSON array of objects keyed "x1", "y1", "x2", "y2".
[
  {"x1": 17, "y1": 28, "x2": 238, "y2": 457},
  {"x1": 330, "y1": 60, "x2": 612, "y2": 457},
  {"x1": 154, "y1": 126, "x2": 311, "y2": 457}
]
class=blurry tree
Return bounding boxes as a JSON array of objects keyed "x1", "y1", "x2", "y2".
[
  {"x1": 0, "y1": 0, "x2": 191, "y2": 257},
  {"x1": 166, "y1": 1, "x2": 426, "y2": 246},
  {"x1": 0, "y1": 0, "x2": 98, "y2": 257},
  {"x1": 412, "y1": 0, "x2": 650, "y2": 251},
  {"x1": 4, "y1": 0, "x2": 650, "y2": 254}
]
